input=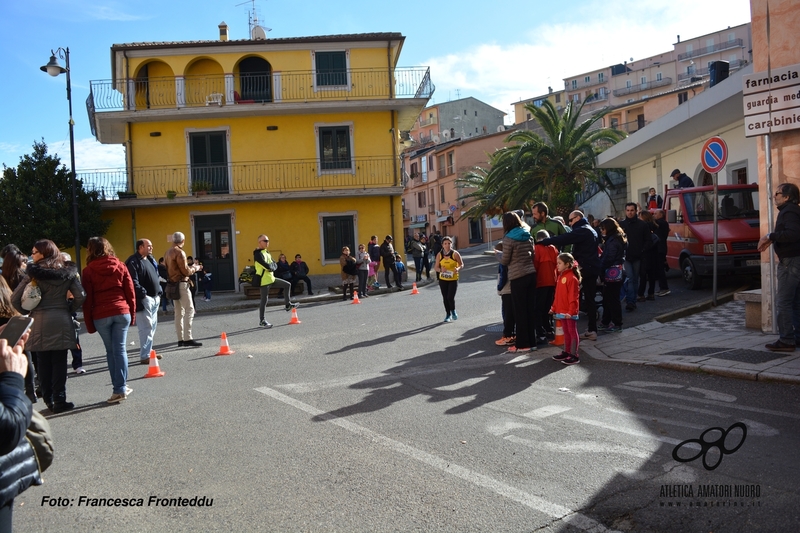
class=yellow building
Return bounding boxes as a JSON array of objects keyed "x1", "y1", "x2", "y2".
[{"x1": 83, "y1": 27, "x2": 433, "y2": 292}]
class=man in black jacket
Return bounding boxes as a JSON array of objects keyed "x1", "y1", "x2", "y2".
[
  {"x1": 379, "y1": 235, "x2": 404, "y2": 290},
  {"x1": 757, "y1": 183, "x2": 800, "y2": 352},
  {"x1": 619, "y1": 203, "x2": 650, "y2": 311},
  {"x1": 126, "y1": 239, "x2": 162, "y2": 364},
  {"x1": 671, "y1": 169, "x2": 695, "y2": 188},
  {"x1": 540, "y1": 211, "x2": 600, "y2": 340}
]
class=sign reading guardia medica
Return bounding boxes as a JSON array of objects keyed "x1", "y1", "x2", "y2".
[{"x1": 743, "y1": 64, "x2": 800, "y2": 137}]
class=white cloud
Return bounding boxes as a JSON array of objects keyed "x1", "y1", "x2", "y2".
[
  {"x1": 424, "y1": 0, "x2": 751, "y2": 123},
  {"x1": 49, "y1": 138, "x2": 125, "y2": 170}
]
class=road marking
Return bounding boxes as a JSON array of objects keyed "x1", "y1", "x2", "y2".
[
  {"x1": 505, "y1": 436, "x2": 654, "y2": 460},
  {"x1": 686, "y1": 387, "x2": 736, "y2": 402},
  {"x1": 524, "y1": 405, "x2": 572, "y2": 419},
  {"x1": 637, "y1": 398, "x2": 731, "y2": 417},
  {"x1": 615, "y1": 385, "x2": 800, "y2": 419},
  {"x1": 256, "y1": 386, "x2": 620, "y2": 533},
  {"x1": 561, "y1": 415, "x2": 700, "y2": 450},
  {"x1": 486, "y1": 420, "x2": 544, "y2": 436}
]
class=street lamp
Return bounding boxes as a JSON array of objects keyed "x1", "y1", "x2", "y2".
[{"x1": 41, "y1": 48, "x2": 81, "y2": 267}]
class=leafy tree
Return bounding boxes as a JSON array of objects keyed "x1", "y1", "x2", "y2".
[
  {"x1": 457, "y1": 100, "x2": 626, "y2": 217},
  {"x1": 0, "y1": 140, "x2": 110, "y2": 250}
]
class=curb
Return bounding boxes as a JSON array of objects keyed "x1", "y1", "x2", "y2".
[{"x1": 653, "y1": 284, "x2": 749, "y2": 323}]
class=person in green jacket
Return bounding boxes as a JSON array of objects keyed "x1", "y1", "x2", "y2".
[{"x1": 531, "y1": 202, "x2": 570, "y2": 252}]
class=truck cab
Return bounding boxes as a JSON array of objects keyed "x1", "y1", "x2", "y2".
[{"x1": 661, "y1": 184, "x2": 760, "y2": 289}]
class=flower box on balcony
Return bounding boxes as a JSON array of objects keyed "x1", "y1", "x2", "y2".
[
  {"x1": 117, "y1": 191, "x2": 137, "y2": 199},
  {"x1": 191, "y1": 181, "x2": 212, "y2": 195}
]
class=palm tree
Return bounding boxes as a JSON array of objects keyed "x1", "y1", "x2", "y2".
[{"x1": 457, "y1": 99, "x2": 626, "y2": 219}]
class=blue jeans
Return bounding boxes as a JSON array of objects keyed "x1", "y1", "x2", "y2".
[
  {"x1": 95, "y1": 314, "x2": 131, "y2": 394},
  {"x1": 136, "y1": 295, "x2": 160, "y2": 361},
  {"x1": 624, "y1": 259, "x2": 641, "y2": 305},
  {"x1": 776, "y1": 256, "x2": 800, "y2": 345}
]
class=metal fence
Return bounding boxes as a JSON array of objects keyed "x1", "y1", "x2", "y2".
[
  {"x1": 77, "y1": 157, "x2": 400, "y2": 199},
  {"x1": 88, "y1": 67, "x2": 434, "y2": 111}
]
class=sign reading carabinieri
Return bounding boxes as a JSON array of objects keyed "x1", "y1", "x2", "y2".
[{"x1": 743, "y1": 64, "x2": 800, "y2": 137}]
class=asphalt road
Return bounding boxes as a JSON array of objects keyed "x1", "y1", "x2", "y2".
[{"x1": 15, "y1": 251, "x2": 798, "y2": 532}]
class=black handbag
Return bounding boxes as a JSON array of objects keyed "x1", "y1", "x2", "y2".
[
  {"x1": 165, "y1": 281, "x2": 180, "y2": 300},
  {"x1": 251, "y1": 272, "x2": 262, "y2": 287}
]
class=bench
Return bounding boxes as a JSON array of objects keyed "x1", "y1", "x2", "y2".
[
  {"x1": 734, "y1": 289, "x2": 761, "y2": 329},
  {"x1": 243, "y1": 281, "x2": 304, "y2": 300}
]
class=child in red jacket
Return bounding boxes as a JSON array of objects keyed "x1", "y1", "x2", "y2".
[
  {"x1": 550, "y1": 253, "x2": 582, "y2": 365},
  {"x1": 534, "y1": 230, "x2": 558, "y2": 343}
]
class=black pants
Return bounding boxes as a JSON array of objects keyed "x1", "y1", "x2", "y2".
[
  {"x1": 601, "y1": 281, "x2": 623, "y2": 327},
  {"x1": 438, "y1": 279, "x2": 458, "y2": 314},
  {"x1": 384, "y1": 263, "x2": 402, "y2": 288},
  {"x1": 580, "y1": 270, "x2": 599, "y2": 333},
  {"x1": 535, "y1": 285, "x2": 555, "y2": 338},
  {"x1": 638, "y1": 253, "x2": 658, "y2": 296},
  {"x1": 656, "y1": 250, "x2": 669, "y2": 291},
  {"x1": 34, "y1": 350, "x2": 68, "y2": 407},
  {"x1": 501, "y1": 293, "x2": 515, "y2": 338},
  {"x1": 510, "y1": 273, "x2": 537, "y2": 349}
]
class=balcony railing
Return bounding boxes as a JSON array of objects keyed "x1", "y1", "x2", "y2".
[
  {"x1": 677, "y1": 59, "x2": 748, "y2": 81},
  {"x1": 565, "y1": 77, "x2": 607, "y2": 91},
  {"x1": 678, "y1": 39, "x2": 743, "y2": 61},
  {"x1": 76, "y1": 157, "x2": 399, "y2": 199},
  {"x1": 88, "y1": 67, "x2": 434, "y2": 112},
  {"x1": 612, "y1": 77, "x2": 672, "y2": 97},
  {"x1": 610, "y1": 118, "x2": 649, "y2": 134},
  {"x1": 418, "y1": 115, "x2": 438, "y2": 127}
]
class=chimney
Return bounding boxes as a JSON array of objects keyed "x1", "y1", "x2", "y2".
[
  {"x1": 677, "y1": 34, "x2": 680, "y2": 43},
  {"x1": 219, "y1": 22, "x2": 229, "y2": 42},
  {"x1": 548, "y1": 86, "x2": 552, "y2": 94}
]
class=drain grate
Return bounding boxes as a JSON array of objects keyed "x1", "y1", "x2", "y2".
[
  {"x1": 664, "y1": 347, "x2": 730, "y2": 357},
  {"x1": 664, "y1": 346, "x2": 786, "y2": 364}
]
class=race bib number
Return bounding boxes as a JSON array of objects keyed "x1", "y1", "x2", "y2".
[{"x1": 440, "y1": 270, "x2": 454, "y2": 280}]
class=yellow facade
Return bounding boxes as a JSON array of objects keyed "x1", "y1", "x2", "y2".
[{"x1": 86, "y1": 32, "x2": 432, "y2": 291}]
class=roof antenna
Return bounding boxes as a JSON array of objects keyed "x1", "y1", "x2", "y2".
[{"x1": 236, "y1": 0, "x2": 271, "y2": 39}]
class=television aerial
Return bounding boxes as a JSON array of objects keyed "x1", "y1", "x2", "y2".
[{"x1": 236, "y1": 0, "x2": 272, "y2": 39}]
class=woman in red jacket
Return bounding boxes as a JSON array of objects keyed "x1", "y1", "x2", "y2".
[
  {"x1": 82, "y1": 237, "x2": 136, "y2": 403},
  {"x1": 550, "y1": 253, "x2": 582, "y2": 365}
]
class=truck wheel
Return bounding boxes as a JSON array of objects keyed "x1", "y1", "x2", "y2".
[{"x1": 681, "y1": 257, "x2": 703, "y2": 290}]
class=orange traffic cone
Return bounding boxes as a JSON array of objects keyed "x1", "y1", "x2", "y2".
[
  {"x1": 144, "y1": 349, "x2": 165, "y2": 378},
  {"x1": 550, "y1": 319, "x2": 564, "y2": 347},
  {"x1": 410, "y1": 283, "x2": 419, "y2": 295},
  {"x1": 352, "y1": 290, "x2": 361, "y2": 304},
  {"x1": 288, "y1": 307, "x2": 301, "y2": 325},
  {"x1": 215, "y1": 332, "x2": 235, "y2": 356}
]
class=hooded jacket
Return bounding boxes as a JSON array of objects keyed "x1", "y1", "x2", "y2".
[
  {"x1": 12, "y1": 261, "x2": 85, "y2": 352},
  {"x1": 500, "y1": 226, "x2": 536, "y2": 281},
  {"x1": 82, "y1": 255, "x2": 136, "y2": 334}
]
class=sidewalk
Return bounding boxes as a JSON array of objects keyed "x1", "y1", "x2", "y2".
[{"x1": 579, "y1": 299, "x2": 800, "y2": 384}]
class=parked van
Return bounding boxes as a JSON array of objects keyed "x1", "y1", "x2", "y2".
[{"x1": 660, "y1": 184, "x2": 760, "y2": 289}]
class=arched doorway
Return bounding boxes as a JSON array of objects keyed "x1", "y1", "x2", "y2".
[{"x1": 238, "y1": 57, "x2": 272, "y2": 102}]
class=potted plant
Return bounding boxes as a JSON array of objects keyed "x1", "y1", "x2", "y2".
[
  {"x1": 166, "y1": 190, "x2": 177, "y2": 199},
  {"x1": 117, "y1": 190, "x2": 137, "y2": 199},
  {"x1": 191, "y1": 181, "x2": 212, "y2": 196}
]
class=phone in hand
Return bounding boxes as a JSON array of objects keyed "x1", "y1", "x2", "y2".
[{"x1": 0, "y1": 316, "x2": 34, "y2": 347}]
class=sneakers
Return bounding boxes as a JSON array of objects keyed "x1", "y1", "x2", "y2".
[
  {"x1": 203, "y1": 297, "x2": 211, "y2": 302},
  {"x1": 259, "y1": 320, "x2": 274, "y2": 329},
  {"x1": 51, "y1": 401, "x2": 75, "y2": 413},
  {"x1": 552, "y1": 351, "x2": 571, "y2": 361},
  {"x1": 285, "y1": 301, "x2": 300, "y2": 312},
  {"x1": 507, "y1": 346, "x2": 531, "y2": 354},
  {"x1": 561, "y1": 355, "x2": 581, "y2": 365},
  {"x1": 581, "y1": 331, "x2": 597, "y2": 341},
  {"x1": 75, "y1": 367, "x2": 86, "y2": 374},
  {"x1": 597, "y1": 323, "x2": 612, "y2": 332},
  {"x1": 607, "y1": 325, "x2": 622, "y2": 332},
  {"x1": 107, "y1": 393, "x2": 126, "y2": 404},
  {"x1": 451, "y1": 311, "x2": 458, "y2": 320},
  {"x1": 495, "y1": 336, "x2": 515, "y2": 346},
  {"x1": 765, "y1": 340, "x2": 796, "y2": 352},
  {"x1": 657, "y1": 289, "x2": 671, "y2": 297},
  {"x1": 125, "y1": 387, "x2": 133, "y2": 395},
  {"x1": 444, "y1": 314, "x2": 452, "y2": 323}
]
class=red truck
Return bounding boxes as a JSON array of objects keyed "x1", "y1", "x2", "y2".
[{"x1": 659, "y1": 183, "x2": 760, "y2": 289}]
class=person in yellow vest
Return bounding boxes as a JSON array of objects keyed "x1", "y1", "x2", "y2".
[
  {"x1": 434, "y1": 236, "x2": 464, "y2": 323},
  {"x1": 254, "y1": 235, "x2": 298, "y2": 328}
]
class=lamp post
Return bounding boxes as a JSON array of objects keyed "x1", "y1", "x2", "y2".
[{"x1": 41, "y1": 47, "x2": 81, "y2": 267}]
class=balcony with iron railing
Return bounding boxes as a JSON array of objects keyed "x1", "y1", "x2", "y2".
[
  {"x1": 418, "y1": 115, "x2": 438, "y2": 127},
  {"x1": 612, "y1": 77, "x2": 673, "y2": 97},
  {"x1": 610, "y1": 118, "x2": 649, "y2": 135},
  {"x1": 677, "y1": 39, "x2": 744, "y2": 61},
  {"x1": 565, "y1": 76, "x2": 608, "y2": 91},
  {"x1": 76, "y1": 156, "x2": 400, "y2": 201},
  {"x1": 88, "y1": 68, "x2": 434, "y2": 112},
  {"x1": 677, "y1": 59, "x2": 748, "y2": 81}
]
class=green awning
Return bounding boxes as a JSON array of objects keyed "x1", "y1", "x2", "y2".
[{"x1": 408, "y1": 222, "x2": 427, "y2": 228}]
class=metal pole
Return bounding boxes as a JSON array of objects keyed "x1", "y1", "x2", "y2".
[
  {"x1": 765, "y1": 134, "x2": 777, "y2": 333},
  {"x1": 712, "y1": 172, "x2": 718, "y2": 306},
  {"x1": 65, "y1": 48, "x2": 81, "y2": 267}
]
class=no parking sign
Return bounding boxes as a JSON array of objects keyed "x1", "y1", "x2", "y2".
[{"x1": 701, "y1": 136, "x2": 728, "y2": 174}]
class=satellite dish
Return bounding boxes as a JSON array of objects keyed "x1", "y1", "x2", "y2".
[
  {"x1": 496, "y1": 125, "x2": 504, "y2": 132},
  {"x1": 432, "y1": 135, "x2": 440, "y2": 143},
  {"x1": 442, "y1": 130, "x2": 451, "y2": 139},
  {"x1": 251, "y1": 25, "x2": 269, "y2": 40}
]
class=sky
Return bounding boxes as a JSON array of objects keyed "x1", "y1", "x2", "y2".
[{"x1": 0, "y1": 0, "x2": 751, "y2": 172}]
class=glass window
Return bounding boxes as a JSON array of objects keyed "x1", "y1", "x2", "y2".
[
  {"x1": 322, "y1": 216, "x2": 354, "y2": 260},
  {"x1": 682, "y1": 190, "x2": 759, "y2": 222},
  {"x1": 440, "y1": 185, "x2": 445, "y2": 203},
  {"x1": 598, "y1": 73, "x2": 604, "y2": 82},
  {"x1": 319, "y1": 126, "x2": 350, "y2": 170}
]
